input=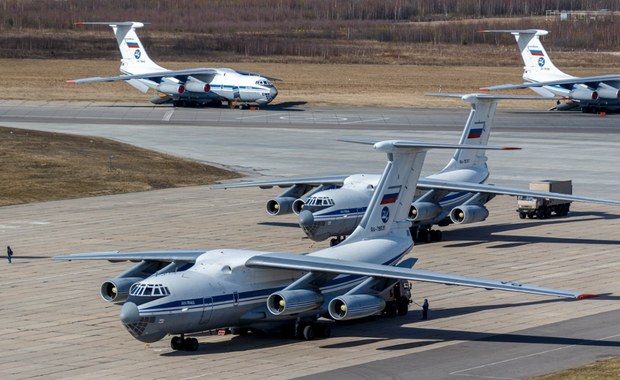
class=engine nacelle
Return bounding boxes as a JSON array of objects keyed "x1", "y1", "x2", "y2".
[
  {"x1": 184, "y1": 80, "x2": 211, "y2": 93},
  {"x1": 156, "y1": 83, "x2": 185, "y2": 95},
  {"x1": 267, "y1": 289, "x2": 323, "y2": 316},
  {"x1": 266, "y1": 196, "x2": 295, "y2": 215},
  {"x1": 450, "y1": 205, "x2": 489, "y2": 224},
  {"x1": 100, "y1": 277, "x2": 143, "y2": 303},
  {"x1": 409, "y1": 201, "x2": 442, "y2": 222},
  {"x1": 328, "y1": 294, "x2": 385, "y2": 321},
  {"x1": 569, "y1": 86, "x2": 598, "y2": 101},
  {"x1": 292, "y1": 198, "x2": 305, "y2": 214},
  {"x1": 596, "y1": 83, "x2": 620, "y2": 99}
]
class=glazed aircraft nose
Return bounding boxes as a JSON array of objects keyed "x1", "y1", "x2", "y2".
[
  {"x1": 270, "y1": 86, "x2": 278, "y2": 100},
  {"x1": 298, "y1": 210, "x2": 314, "y2": 228},
  {"x1": 120, "y1": 302, "x2": 140, "y2": 324}
]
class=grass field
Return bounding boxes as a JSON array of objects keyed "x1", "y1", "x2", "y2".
[
  {"x1": 0, "y1": 127, "x2": 238, "y2": 206},
  {"x1": 0, "y1": 58, "x2": 613, "y2": 109}
]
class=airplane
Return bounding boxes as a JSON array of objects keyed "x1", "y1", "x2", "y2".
[
  {"x1": 214, "y1": 94, "x2": 620, "y2": 245},
  {"x1": 67, "y1": 22, "x2": 279, "y2": 108},
  {"x1": 54, "y1": 139, "x2": 593, "y2": 352},
  {"x1": 480, "y1": 29, "x2": 620, "y2": 113}
]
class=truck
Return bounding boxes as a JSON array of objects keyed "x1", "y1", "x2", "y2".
[{"x1": 517, "y1": 180, "x2": 572, "y2": 219}]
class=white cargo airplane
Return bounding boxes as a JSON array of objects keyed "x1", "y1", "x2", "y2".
[
  {"x1": 481, "y1": 29, "x2": 620, "y2": 112},
  {"x1": 54, "y1": 139, "x2": 592, "y2": 352},
  {"x1": 67, "y1": 22, "x2": 279, "y2": 107},
  {"x1": 215, "y1": 94, "x2": 620, "y2": 245}
]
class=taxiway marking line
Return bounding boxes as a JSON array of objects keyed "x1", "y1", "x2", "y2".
[{"x1": 449, "y1": 332, "x2": 620, "y2": 379}]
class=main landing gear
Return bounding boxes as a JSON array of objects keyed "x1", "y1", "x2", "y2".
[
  {"x1": 294, "y1": 320, "x2": 332, "y2": 341},
  {"x1": 170, "y1": 334, "x2": 199, "y2": 351}
]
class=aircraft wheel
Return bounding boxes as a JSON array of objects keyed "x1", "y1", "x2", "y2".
[
  {"x1": 184, "y1": 337, "x2": 199, "y2": 351},
  {"x1": 318, "y1": 323, "x2": 331, "y2": 338},
  {"x1": 397, "y1": 297, "x2": 410, "y2": 316},
  {"x1": 519, "y1": 212, "x2": 526, "y2": 219},
  {"x1": 430, "y1": 230, "x2": 442, "y2": 242},
  {"x1": 302, "y1": 325, "x2": 315, "y2": 341},
  {"x1": 170, "y1": 336, "x2": 183, "y2": 350}
]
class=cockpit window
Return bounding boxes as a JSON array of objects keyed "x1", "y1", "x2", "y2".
[
  {"x1": 304, "y1": 196, "x2": 335, "y2": 212},
  {"x1": 255, "y1": 79, "x2": 273, "y2": 87},
  {"x1": 130, "y1": 283, "x2": 170, "y2": 297}
]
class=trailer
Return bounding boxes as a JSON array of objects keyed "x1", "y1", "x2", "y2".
[{"x1": 517, "y1": 180, "x2": 572, "y2": 219}]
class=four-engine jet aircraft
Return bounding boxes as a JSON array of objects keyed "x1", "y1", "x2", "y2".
[
  {"x1": 481, "y1": 29, "x2": 620, "y2": 113},
  {"x1": 67, "y1": 22, "x2": 279, "y2": 107},
  {"x1": 54, "y1": 140, "x2": 592, "y2": 352},
  {"x1": 215, "y1": 94, "x2": 620, "y2": 245}
]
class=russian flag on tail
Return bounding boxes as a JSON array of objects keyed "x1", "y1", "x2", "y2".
[
  {"x1": 380, "y1": 186, "x2": 401, "y2": 205},
  {"x1": 467, "y1": 128, "x2": 483, "y2": 139},
  {"x1": 529, "y1": 49, "x2": 544, "y2": 57},
  {"x1": 127, "y1": 41, "x2": 139, "y2": 49}
]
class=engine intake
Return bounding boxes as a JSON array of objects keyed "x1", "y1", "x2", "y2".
[
  {"x1": 266, "y1": 197, "x2": 295, "y2": 215},
  {"x1": 409, "y1": 202, "x2": 442, "y2": 222},
  {"x1": 100, "y1": 277, "x2": 144, "y2": 303},
  {"x1": 328, "y1": 294, "x2": 385, "y2": 321},
  {"x1": 450, "y1": 205, "x2": 489, "y2": 224},
  {"x1": 267, "y1": 289, "x2": 323, "y2": 316}
]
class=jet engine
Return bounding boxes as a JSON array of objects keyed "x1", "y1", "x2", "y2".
[
  {"x1": 409, "y1": 202, "x2": 442, "y2": 222},
  {"x1": 450, "y1": 205, "x2": 489, "y2": 224},
  {"x1": 292, "y1": 198, "x2": 305, "y2": 214},
  {"x1": 101, "y1": 277, "x2": 144, "y2": 303},
  {"x1": 596, "y1": 83, "x2": 620, "y2": 99},
  {"x1": 266, "y1": 197, "x2": 295, "y2": 215},
  {"x1": 266, "y1": 289, "x2": 323, "y2": 316},
  {"x1": 184, "y1": 79, "x2": 211, "y2": 93},
  {"x1": 100, "y1": 260, "x2": 173, "y2": 303},
  {"x1": 266, "y1": 184, "x2": 316, "y2": 216},
  {"x1": 328, "y1": 294, "x2": 385, "y2": 321},
  {"x1": 156, "y1": 83, "x2": 185, "y2": 95},
  {"x1": 569, "y1": 85, "x2": 598, "y2": 101}
]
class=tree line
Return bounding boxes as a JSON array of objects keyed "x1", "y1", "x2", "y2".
[{"x1": 1, "y1": 0, "x2": 619, "y2": 61}]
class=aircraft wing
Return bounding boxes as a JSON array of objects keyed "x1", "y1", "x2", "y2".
[
  {"x1": 67, "y1": 68, "x2": 220, "y2": 84},
  {"x1": 246, "y1": 252, "x2": 590, "y2": 299},
  {"x1": 212, "y1": 175, "x2": 349, "y2": 189},
  {"x1": 53, "y1": 250, "x2": 205, "y2": 262},
  {"x1": 481, "y1": 74, "x2": 620, "y2": 91},
  {"x1": 419, "y1": 178, "x2": 620, "y2": 206}
]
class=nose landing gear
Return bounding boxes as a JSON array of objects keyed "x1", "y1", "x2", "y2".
[{"x1": 171, "y1": 334, "x2": 199, "y2": 351}]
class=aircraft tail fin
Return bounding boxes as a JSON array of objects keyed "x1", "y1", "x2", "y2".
[
  {"x1": 482, "y1": 29, "x2": 571, "y2": 85},
  {"x1": 439, "y1": 94, "x2": 498, "y2": 174},
  {"x1": 76, "y1": 22, "x2": 165, "y2": 75},
  {"x1": 340, "y1": 140, "x2": 518, "y2": 243}
]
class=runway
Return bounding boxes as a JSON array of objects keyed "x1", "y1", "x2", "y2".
[{"x1": 1, "y1": 101, "x2": 620, "y2": 379}]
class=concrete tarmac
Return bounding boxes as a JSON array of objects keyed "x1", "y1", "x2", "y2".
[{"x1": 1, "y1": 101, "x2": 620, "y2": 379}]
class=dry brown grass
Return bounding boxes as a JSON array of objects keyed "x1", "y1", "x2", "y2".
[
  {"x1": 0, "y1": 56, "x2": 614, "y2": 110},
  {"x1": 0, "y1": 127, "x2": 238, "y2": 206},
  {"x1": 532, "y1": 356, "x2": 620, "y2": 380}
]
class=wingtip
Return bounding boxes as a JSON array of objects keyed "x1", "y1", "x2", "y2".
[
  {"x1": 479, "y1": 87, "x2": 490, "y2": 92},
  {"x1": 501, "y1": 147, "x2": 522, "y2": 151},
  {"x1": 577, "y1": 293, "x2": 597, "y2": 300},
  {"x1": 66, "y1": 80, "x2": 76, "y2": 84}
]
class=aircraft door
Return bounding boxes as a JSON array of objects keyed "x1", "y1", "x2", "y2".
[
  {"x1": 233, "y1": 86, "x2": 240, "y2": 100},
  {"x1": 200, "y1": 297, "x2": 213, "y2": 325}
]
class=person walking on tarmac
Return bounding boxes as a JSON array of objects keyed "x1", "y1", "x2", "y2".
[
  {"x1": 422, "y1": 298, "x2": 429, "y2": 320},
  {"x1": 7, "y1": 246, "x2": 13, "y2": 264}
]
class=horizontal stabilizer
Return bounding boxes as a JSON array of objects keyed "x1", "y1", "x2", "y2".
[
  {"x1": 339, "y1": 139, "x2": 520, "y2": 151},
  {"x1": 426, "y1": 93, "x2": 555, "y2": 100}
]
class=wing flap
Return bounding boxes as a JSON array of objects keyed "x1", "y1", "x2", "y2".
[
  {"x1": 246, "y1": 252, "x2": 585, "y2": 299},
  {"x1": 53, "y1": 250, "x2": 205, "y2": 262},
  {"x1": 212, "y1": 175, "x2": 349, "y2": 189},
  {"x1": 419, "y1": 178, "x2": 620, "y2": 205}
]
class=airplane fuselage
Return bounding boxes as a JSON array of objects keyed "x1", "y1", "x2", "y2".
[
  {"x1": 299, "y1": 169, "x2": 489, "y2": 242},
  {"x1": 121, "y1": 238, "x2": 412, "y2": 343}
]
